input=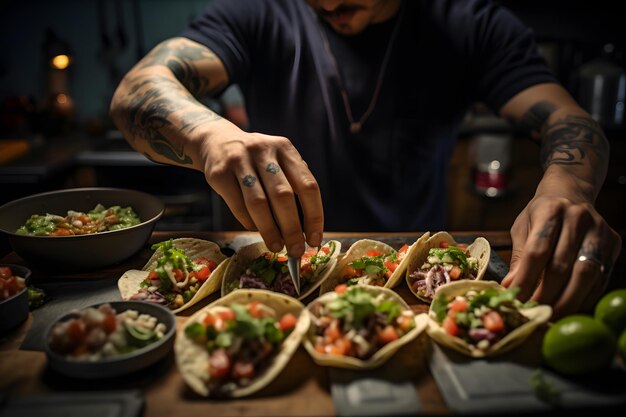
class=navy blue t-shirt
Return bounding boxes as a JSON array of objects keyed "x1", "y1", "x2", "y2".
[{"x1": 181, "y1": 0, "x2": 556, "y2": 232}]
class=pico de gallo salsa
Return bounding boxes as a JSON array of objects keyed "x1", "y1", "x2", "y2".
[
  {"x1": 339, "y1": 244, "x2": 409, "y2": 287},
  {"x1": 0, "y1": 266, "x2": 26, "y2": 301},
  {"x1": 16, "y1": 204, "x2": 140, "y2": 236},
  {"x1": 430, "y1": 286, "x2": 535, "y2": 352},
  {"x1": 131, "y1": 240, "x2": 218, "y2": 309},
  {"x1": 48, "y1": 303, "x2": 167, "y2": 360},
  {"x1": 408, "y1": 242, "x2": 479, "y2": 301},
  {"x1": 310, "y1": 285, "x2": 415, "y2": 359},
  {"x1": 183, "y1": 301, "x2": 298, "y2": 395}
]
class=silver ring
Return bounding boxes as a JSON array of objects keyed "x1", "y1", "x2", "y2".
[{"x1": 577, "y1": 254, "x2": 605, "y2": 274}]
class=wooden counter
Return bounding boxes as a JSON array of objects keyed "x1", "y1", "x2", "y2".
[{"x1": 0, "y1": 231, "x2": 623, "y2": 416}]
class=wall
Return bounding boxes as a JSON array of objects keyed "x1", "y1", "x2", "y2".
[{"x1": 0, "y1": 0, "x2": 210, "y2": 126}]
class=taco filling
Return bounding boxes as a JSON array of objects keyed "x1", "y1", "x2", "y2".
[
  {"x1": 338, "y1": 244, "x2": 409, "y2": 287},
  {"x1": 130, "y1": 239, "x2": 219, "y2": 309},
  {"x1": 239, "y1": 242, "x2": 338, "y2": 297},
  {"x1": 408, "y1": 242, "x2": 478, "y2": 301},
  {"x1": 430, "y1": 285, "x2": 536, "y2": 352},
  {"x1": 309, "y1": 285, "x2": 415, "y2": 359},
  {"x1": 182, "y1": 301, "x2": 298, "y2": 396}
]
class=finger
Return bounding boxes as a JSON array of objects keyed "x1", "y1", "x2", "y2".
[
  {"x1": 257, "y1": 159, "x2": 306, "y2": 257},
  {"x1": 278, "y1": 144, "x2": 324, "y2": 248},
  {"x1": 532, "y1": 206, "x2": 592, "y2": 305},
  {"x1": 552, "y1": 243, "x2": 604, "y2": 319},
  {"x1": 504, "y1": 215, "x2": 562, "y2": 301},
  {"x1": 208, "y1": 173, "x2": 256, "y2": 231},
  {"x1": 236, "y1": 167, "x2": 284, "y2": 253}
]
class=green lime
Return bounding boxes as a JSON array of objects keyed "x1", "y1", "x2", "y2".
[
  {"x1": 542, "y1": 314, "x2": 616, "y2": 376},
  {"x1": 619, "y1": 328, "x2": 626, "y2": 361},
  {"x1": 594, "y1": 289, "x2": 626, "y2": 336}
]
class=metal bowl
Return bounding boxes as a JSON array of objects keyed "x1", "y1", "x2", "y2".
[
  {"x1": 44, "y1": 300, "x2": 176, "y2": 379},
  {"x1": 0, "y1": 188, "x2": 164, "y2": 270},
  {"x1": 0, "y1": 264, "x2": 32, "y2": 335}
]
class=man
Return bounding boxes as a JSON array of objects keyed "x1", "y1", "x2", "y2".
[{"x1": 110, "y1": 0, "x2": 621, "y2": 318}]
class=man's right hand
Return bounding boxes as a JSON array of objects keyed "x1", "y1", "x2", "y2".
[{"x1": 200, "y1": 126, "x2": 324, "y2": 258}]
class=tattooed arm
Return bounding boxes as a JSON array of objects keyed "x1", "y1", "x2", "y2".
[
  {"x1": 497, "y1": 83, "x2": 621, "y2": 318},
  {"x1": 109, "y1": 37, "x2": 323, "y2": 257}
]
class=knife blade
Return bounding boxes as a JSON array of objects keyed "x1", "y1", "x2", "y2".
[{"x1": 287, "y1": 255, "x2": 301, "y2": 296}]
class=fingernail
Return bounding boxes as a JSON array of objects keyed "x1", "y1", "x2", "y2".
[
  {"x1": 289, "y1": 243, "x2": 304, "y2": 257},
  {"x1": 309, "y1": 232, "x2": 322, "y2": 247},
  {"x1": 269, "y1": 242, "x2": 283, "y2": 252}
]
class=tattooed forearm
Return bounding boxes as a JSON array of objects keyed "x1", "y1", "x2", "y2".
[
  {"x1": 517, "y1": 101, "x2": 557, "y2": 140},
  {"x1": 136, "y1": 39, "x2": 222, "y2": 97},
  {"x1": 540, "y1": 115, "x2": 608, "y2": 169},
  {"x1": 120, "y1": 73, "x2": 222, "y2": 165}
]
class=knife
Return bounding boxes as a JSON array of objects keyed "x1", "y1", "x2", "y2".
[{"x1": 287, "y1": 255, "x2": 301, "y2": 296}]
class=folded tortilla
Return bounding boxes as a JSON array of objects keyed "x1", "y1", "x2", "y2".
[
  {"x1": 426, "y1": 280, "x2": 552, "y2": 357},
  {"x1": 221, "y1": 240, "x2": 341, "y2": 300},
  {"x1": 319, "y1": 233, "x2": 430, "y2": 294},
  {"x1": 118, "y1": 238, "x2": 230, "y2": 314},
  {"x1": 303, "y1": 285, "x2": 428, "y2": 370},
  {"x1": 175, "y1": 288, "x2": 310, "y2": 397},
  {"x1": 405, "y1": 231, "x2": 491, "y2": 303}
]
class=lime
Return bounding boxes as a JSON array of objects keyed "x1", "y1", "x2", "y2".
[
  {"x1": 542, "y1": 314, "x2": 616, "y2": 376},
  {"x1": 594, "y1": 289, "x2": 626, "y2": 336}
]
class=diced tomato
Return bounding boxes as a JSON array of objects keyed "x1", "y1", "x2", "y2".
[
  {"x1": 279, "y1": 313, "x2": 298, "y2": 332},
  {"x1": 377, "y1": 325, "x2": 399, "y2": 345},
  {"x1": 398, "y1": 244, "x2": 409, "y2": 254},
  {"x1": 77, "y1": 214, "x2": 91, "y2": 224},
  {"x1": 411, "y1": 279, "x2": 420, "y2": 293},
  {"x1": 320, "y1": 246, "x2": 330, "y2": 254},
  {"x1": 0, "y1": 267, "x2": 12, "y2": 279},
  {"x1": 147, "y1": 271, "x2": 159, "y2": 281},
  {"x1": 442, "y1": 316, "x2": 459, "y2": 337},
  {"x1": 384, "y1": 260, "x2": 398, "y2": 272},
  {"x1": 449, "y1": 297, "x2": 468, "y2": 312},
  {"x1": 482, "y1": 311, "x2": 505, "y2": 333},
  {"x1": 102, "y1": 313, "x2": 117, "y2": 333},
  {"x1": 172, "y1": 269, "x2": 185, "y2": 282},
  {"x1": 217, "y1": 308, "x2": 236, "y2": 322},
  {"x1": 366, "y1": 250, "x2": 384, "y2": 257},
  {"x1": 247, "y1": 301, "x2": 267, "y2": 318},
  {"x1": 276, "y1": 255, "x2": 288, "y2": 263},
  {"x1": 2, "y1": 276, "x2": 21, "y2": 295},
  {"x1": 334, "y1": 284, "x2": 348, "y2": 294},
  {"x1": 449, "y1": 266, "x2": 462, "y2": 280},
  {"x1": 324, "y1": 320, "x2": 341, "y2": 342},
  {"x1": 50, "y1": 228, "x2": 72, "y2": 236},
  {"x1": 315, "y1": 339, "x2": 326, "y2": 354},
  {"x1": 193, "y1": 266, "x2": 211, "y2": 281},
  {"x1": 439, "y1": 241, "x2": 450, "y2": 249},
  {"x1": 397, "y1": 315, "x2": 414, "y2": 331},
  {"x1": 329, "y1": 337, "x2": 352, "y2": 356},
  {"x1": 203, "y1": 312, "x2": 217, "y2": 327},
  {"x1": 209, "y1": 348, "x2": 231, "y2": 379},
  {"x1": 385, "y1": 270, "x2": 392, "y2": 279},
  {"x1": 340, "y1": 266, "x2": 361, "y2": 279},
  {"x1": 457, "y1": 243, "x2": 468, "y2": 250},
  {"x1": 66, "y1": 319, "x2": 87, "y2": 343},
  {"x1": 300, "y1": 263, "x2": 314, "y2": 275},
  {"x1": 232, "y1": 360, "x2": 255, "y2": 380}
]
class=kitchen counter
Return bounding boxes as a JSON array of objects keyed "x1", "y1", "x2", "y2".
[{"x1": 1, "y1": 230, "x2": 625, "y2": 417}]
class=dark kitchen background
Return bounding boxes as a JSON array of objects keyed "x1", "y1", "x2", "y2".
[{"x1": 1, "y1": 0, "x2": 625, "y2": 257}]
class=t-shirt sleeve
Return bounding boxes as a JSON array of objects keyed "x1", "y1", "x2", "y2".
[
  {"x1": 179, "y1": 0, "x2": 260, "y2": 84},
  {"x1": 460, "y1": 0, "x2": 558, "y2": 112}
]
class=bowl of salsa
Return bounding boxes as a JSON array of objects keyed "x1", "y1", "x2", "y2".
[
  {"x1": 0, "y1": 264, "x2": 31, "y2": 335},
  {"x1": 0, "y1": 188, "x2": 164, "y2": 270}
]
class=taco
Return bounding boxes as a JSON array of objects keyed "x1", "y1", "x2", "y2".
[
  {"x1": 175, "y1": 288, "x2": 310, "y2": 397},
  {"x1": 303, "y1": 284, "x2": 428, "y2": 370},
  {"x1": 118, "y1": 238, "x2": 230, "y2": 313},
  {"x1": 427, "y1": 280, "x2": 552, "y2": 357},
  {"x1": 406, "y1": 231, "x2": 490, "y2": 303},
  {"x1": 319, "y1": 234, "x2": 430, "y2": 294},
  {"x1": 221, "y1": 240, "x2": 341, "y2": 300}
]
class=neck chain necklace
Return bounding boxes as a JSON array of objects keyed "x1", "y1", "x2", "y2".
[{"x1": 317, "y1": 5, "x2": 404, "y2": 134}]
